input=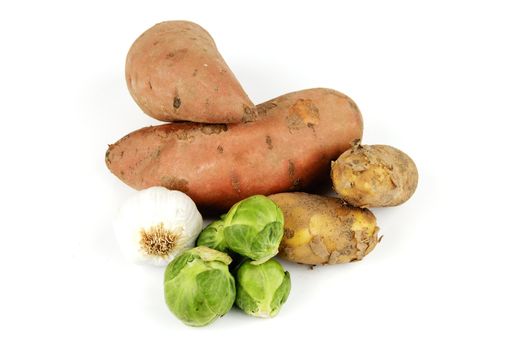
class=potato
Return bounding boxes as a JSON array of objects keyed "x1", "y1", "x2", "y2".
[
  {"x1": 331, "y1": 144, "x2": 418, "y2": 207},
  {"x1": 105, "y1": 88, "x2": 363, "y2": 210},
  {"x1": 125, "y1": 21, "x2": 255, "y2": 123},
  {"x1": 269, "y1": 192, "x2": 379, "y2": 265}
]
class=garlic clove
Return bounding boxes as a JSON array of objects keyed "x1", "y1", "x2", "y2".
[{"x1": 113, "y1": 186, "x2": 203, "y2": 266}]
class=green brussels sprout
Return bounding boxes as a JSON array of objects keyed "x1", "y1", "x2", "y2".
[
  {"x1": 235, "y1": 259, "x2": 291, "y2": 318},
  {"x1": 223, "y1": 195, "x2": 284, "y2": 264},
  {"x1": 164, "y1": 246, "x2": 236, "y2": 327},
  {"x1": 196, "y1": 218, "x2": 228, "y2": 252}
]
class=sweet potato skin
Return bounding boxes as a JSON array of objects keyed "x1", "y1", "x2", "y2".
[
  {"x1": 331, "y1": 144, "x2": 418, "y2": 207},
  {"x1": 125, "y1": 21, "x2": 255, "y2": 123},
  {"x1": 269, "y1": 192, "x2": 379, "y2": 265},
  {"x1": 106, "y1": 88, "x2": 363, "y2": 210}
]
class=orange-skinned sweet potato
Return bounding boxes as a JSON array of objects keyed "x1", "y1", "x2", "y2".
[
  {"x1": 126, "y1": 21, "x2": 255, "y2": 123},
  {"x1": 106, "y1": 88, "x2": 363, "y2": 210}
]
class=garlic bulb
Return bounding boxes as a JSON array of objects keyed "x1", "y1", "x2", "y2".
[{"x1": 113, "y1": 186, "x2": 203, "y2": 266}]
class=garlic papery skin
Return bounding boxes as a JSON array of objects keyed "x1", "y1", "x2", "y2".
[{"x1": 113, "y1": 186, "x2": 203, "y2": 266}]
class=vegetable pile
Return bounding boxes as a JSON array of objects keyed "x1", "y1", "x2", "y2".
[{"x1": 107, "y1": 20, "x2": 419, "y2": 327}]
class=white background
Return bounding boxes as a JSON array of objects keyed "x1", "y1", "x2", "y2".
[{"x1": 1, "y1": 0, "x2": 524, "y2": 349}]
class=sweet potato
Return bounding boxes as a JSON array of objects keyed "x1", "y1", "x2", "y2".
[
  {"x1": 126, "y1": 21, "x2": 255, "y2": 123},
  {"x1": 269, "y1": 192, "x2": 379, "y2": 265},
  {"x1": 105, "y1": 88, "x2": 363, "y2": 210},
  {"x1": 331, "y1": 144, "x2": 418, "y2": 207}
]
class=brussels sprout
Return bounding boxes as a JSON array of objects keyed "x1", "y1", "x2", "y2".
[
  {"x1": 164, "y1": 246, "x2": 236, "y2": 327},
  {"x1": 235, "y1": 259, "x2": 291, "y2": 318},
  {"x1": 196, "y1": 218, "x2": 228, "y2": 252},
  {"x1": 223, "y1": 195, "x2": 284, "y2": 264}
]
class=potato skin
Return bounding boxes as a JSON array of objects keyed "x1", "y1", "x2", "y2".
[
  {"x1": 126, "y1": 21, "x2": 255, "y2": 123},
  {"x1": 269, "y1": 192, "x2": 379, "y2": 265},
  {"x1": 106, "y1": 88, "x2": 363, "y2": 210},
  {"x1": 331, "y1": 144, "x2": 418, "y2": 207}
]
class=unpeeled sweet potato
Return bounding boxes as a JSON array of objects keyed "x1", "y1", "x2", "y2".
[
  {"x1": 105, "y1": 88, "x2": 363, "y2": 210},
  {"x1": 126, "y1": 21, "x2": 255, "y2": 123}
]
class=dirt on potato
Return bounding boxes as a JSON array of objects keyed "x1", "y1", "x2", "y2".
[
  {"x1": 331, "y1": 144, "x2": 418, "y2": 207},
  {"x1": 269, "y1": 192, "x2": 379, "y2": 265}
]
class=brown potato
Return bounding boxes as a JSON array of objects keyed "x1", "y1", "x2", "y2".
[
  {"x1": 331, "y1": 144, "x2": 418, "y2": 207},
  {"x1": 105, "y1": 88, "x2": 363, "y2": 210},
  {"x1": 269, "y1": 192, "x2": 379, "y2": 265},
  {"x1": 126, "y1": 21, "x2": 255, "y2": 123}
]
